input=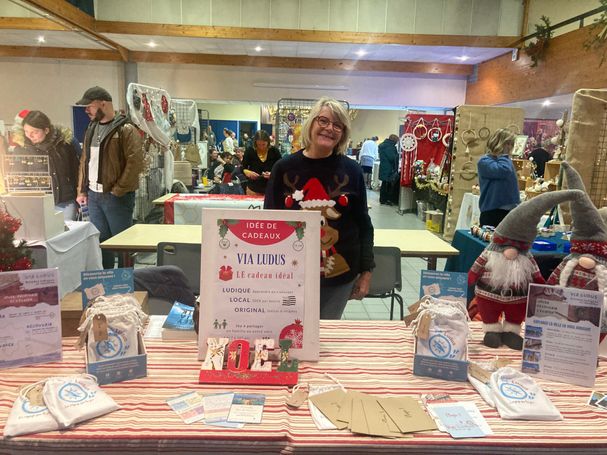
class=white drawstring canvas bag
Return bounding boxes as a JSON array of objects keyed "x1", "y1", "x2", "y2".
[
  {"x1": 42, "y1": 374, "x2": 120, "y2": 428},
  {"x1": 489, "y1": 367, "x2": 562, "y2": 421},
  {"x1": 413, "y1": 297, "x2": 469, "y2": 361},
  {"x1": 3, "y1": 381, "x2": 60, "y2": 437}
]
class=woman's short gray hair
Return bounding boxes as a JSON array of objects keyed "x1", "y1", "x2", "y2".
[{"x1": 301, "y1": 97, "x2": 351, "y2": 155}]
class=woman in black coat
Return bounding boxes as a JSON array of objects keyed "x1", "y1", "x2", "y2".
[
  {"x1": 21, "y1": 110, "x2": 80, "y2": 220},
  {"x1": 241, "y1": 130, "x2": 282, "y2": 196}
]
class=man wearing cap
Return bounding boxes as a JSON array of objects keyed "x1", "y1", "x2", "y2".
[{"x1": 75, "y1": 86, "x2": 143, "y2": 269}]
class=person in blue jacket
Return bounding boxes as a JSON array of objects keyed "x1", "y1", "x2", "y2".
[{"x1": 477, "y1": 128, "x2": 520, "y2": 227}]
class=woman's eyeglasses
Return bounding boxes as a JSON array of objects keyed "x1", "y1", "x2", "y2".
[{"x1": 315, "y1": 116, "x2": 345, "y2": 133}]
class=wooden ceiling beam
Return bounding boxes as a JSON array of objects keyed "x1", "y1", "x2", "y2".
[
  {"x1": 21, "y1": 0, "x2": 129, "y2": 61},
  {"x1": 0, "y1": 44, "x2": 472, "y2": 75},
  {"x1": 131, "y1": 51, "x2": 473, "y2": 75},
  {"x1": 0, "y1": 44, "x2": 121, "y2": 61},
  {"x1": 95, "y1": 21, "x2": 516, "y2": 48},
  {"x1": 0, "y1": 17, "x2": 68, "y2": 30}
]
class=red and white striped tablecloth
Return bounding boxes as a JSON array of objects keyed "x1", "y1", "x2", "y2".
[{"x1": 2, "y1": 321, "x2": 607, "y2": 454}]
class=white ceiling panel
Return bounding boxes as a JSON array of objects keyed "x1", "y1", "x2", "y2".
[
  {"x1": 0, "y1": 29, "x2": 107, "y2": 49},
  {"x1": 2, "y1": 29, "x2": 512, "y2": 66}
]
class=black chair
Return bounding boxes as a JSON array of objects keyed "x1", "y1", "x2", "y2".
[
  {"x1": 157, "y1": 242, "x2": 202, "y2": 295},
  {"x1": 366, "y1": 246, "x2": 404, "y2": 320}
]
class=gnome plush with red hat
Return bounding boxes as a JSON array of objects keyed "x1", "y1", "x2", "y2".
[
  {"x1": 469, "y1": 188, "x2": 585, "y2": 349},
  {"x1": 287, "y1": 176, "x2": 350, "y2": 278},
  {"x1": 548, "y1": 162, "x2": 607, "y2": 331}
]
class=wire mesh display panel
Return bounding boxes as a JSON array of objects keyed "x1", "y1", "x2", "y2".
[
  {"x1": 3, "y1": 154, "x2": 52, "y2": 193},
  {"x1": 275, "y1": 99, "x2": 349, "y2": 156},
  {"x1": 589, "y1": 106, "x2": 607, "y2": 207}
]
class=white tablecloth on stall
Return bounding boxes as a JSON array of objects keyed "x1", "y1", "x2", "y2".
[
  {"x1": 27, "y1": 221, "x2": 103, "y2": 298},
  {"x1": 164, "y1": 194, "x2": 265, "y2": 224},
  {"x1": 456, "y1": 192, "x2": 480, "y2": 230}
]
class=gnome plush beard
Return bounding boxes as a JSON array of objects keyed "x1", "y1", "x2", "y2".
[{"x1": 485, "y1": 250, "x2": 539, "y2": 291}]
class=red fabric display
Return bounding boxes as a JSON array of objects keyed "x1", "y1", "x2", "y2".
[{"x1": 399, "y1": 114, "x2": 454, "y2": 187}]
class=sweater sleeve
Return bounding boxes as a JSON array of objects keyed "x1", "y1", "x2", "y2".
[
  {"x1": 468, "y1": 250, "x2": 488, "y2": 285},
  {"x1": 263, "y1": 159, "x2": 286, "y2": 209},
  {"x1": 354, "y1": 168, "x2": 374, "y2": 272},
  {"x1": 478, "y1": 156, "x2": 514, "y2": 180}
]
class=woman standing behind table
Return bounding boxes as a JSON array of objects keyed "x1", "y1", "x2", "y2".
[
  {"x1": 242, "y1": 130, "x2": 281, "y2": 196},
  {"x1": 264, "y1": 97, "x2": 374, "y2": 320},
  {"x1": 477, "y1": 128, "x2": 520, "y2": 227},
  {"x1": 222, "y1": 128, "x2": 234, "y2": 154},
  {"x1": 21, "y1": 110, "x2": 80, "y2": 220}
]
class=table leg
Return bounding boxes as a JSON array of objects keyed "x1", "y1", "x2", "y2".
[
  {"x1": 121, "y1": 251, "x2": 134, "y2": 268},
  {"x1": 427, "y1": 257, "x2": 437, "y2": 270}
]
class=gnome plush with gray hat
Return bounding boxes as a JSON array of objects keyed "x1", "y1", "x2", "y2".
[
  {"x1": 469, "y1": 188, "x2": 585, "y2": 349},
  {"x1": 548, "y1": 162, "x2": 607, "y2": 333}
]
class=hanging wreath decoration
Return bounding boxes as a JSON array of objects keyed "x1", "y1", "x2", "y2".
[
  {"x1": 412, "y1": 119, "x2": 428, "y2": 140},
  {"x1": 442, "y1": 119, "x2": 453, "y2": 147},
  {"x1": 524, "y1": 15, "x2": 553, "y2": 67},
  {"x1": 460, "y1": 129, "x2": 477, "y2": 146},
  {"x1": 428, "y1": 118, "x2": 442, "y2": 143}
]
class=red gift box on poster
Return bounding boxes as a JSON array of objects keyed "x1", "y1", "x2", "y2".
[{"x1": 219, "y1": 265, "x2": 233, "y2": 281}]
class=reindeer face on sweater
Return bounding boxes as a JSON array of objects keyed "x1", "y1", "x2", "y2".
[{"x1": 282, "y1": 174, "x2": 351, "y2": 278}]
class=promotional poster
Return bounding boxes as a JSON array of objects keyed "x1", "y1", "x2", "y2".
[
  {"x1": 199, "y1": 209, "x2": 320, "y2": 361},
  {"x1": 524, "y1": 284, "x2": 603, "y2": 387},
  {"x1": 0, "y1": 268, "x2": 61, "y2": 369}
]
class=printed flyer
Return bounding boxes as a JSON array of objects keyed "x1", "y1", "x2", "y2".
[
  {"x1": 419, "y1": 270, "x2": 468, "y2": 305},
  {"x1": 199, "y1": 208, "x2": 320, "y2": 361},
  {"x1": 523, "y1": 284, "x2": 603, "y2": 387},
  {"x1": 0, "y1": 268, "x2": 62, "y2": 369}
]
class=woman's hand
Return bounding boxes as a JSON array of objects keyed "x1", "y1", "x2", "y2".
[
  {"x1": 246, "y1": 170, "x2": 260, "y2": 180},
  {"x1": 350, "y1": 271, "x2": 372, "y2": 300}
]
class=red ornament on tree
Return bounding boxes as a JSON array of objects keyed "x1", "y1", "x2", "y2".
[
  {"x1": 279, "y1": 319, "x2": 304, "y2": 349},
  {"x1": 0, "y1": 210, "x2": 32, "y2": 272}
]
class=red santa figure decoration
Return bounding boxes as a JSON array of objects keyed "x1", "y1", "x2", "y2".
[
  {"x1": 469, "y1": 188, "x2": 584, "y2": 350},
  {"x1": 548, "y1": 162, "x2": 607, "y2": 334}
]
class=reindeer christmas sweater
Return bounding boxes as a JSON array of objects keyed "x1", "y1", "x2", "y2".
[{"x1": 265, "y1": 150, "x2": 375, "y2": 286}]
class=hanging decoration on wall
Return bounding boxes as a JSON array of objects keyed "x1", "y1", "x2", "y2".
[
  {"x1": 524, "y1": 15, "x2": 553, "y2": 67},
  {"x1": 127, "y1": 83, "x2": 174, "y2": 148},
  {"x1": 478, "y1": 114, "x2": 491, "y2": 140},
  {"x1": 412, "y1": 118, "x2": 428, "y2": 140},
  {"x1": 428, "y1": 118, "x2": 443, "y2": 143},
  {"x1": 442, "y1": 119, "x2": 453, "y2": 148},
  {"x1": 460, "y1": 113, "x2": 478, "y2": 146}
]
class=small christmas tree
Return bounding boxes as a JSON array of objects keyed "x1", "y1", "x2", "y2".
[{"x1": 0, "y1": 209, "x2": 32, "y2": 272}]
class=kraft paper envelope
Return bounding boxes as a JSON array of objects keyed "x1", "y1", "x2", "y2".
[
  {"x1": 377, "y1": 396, "x2": 438, "y2": 434},
  {"x1": 308, "y1": 388, "x2": 348, "y2": 430},
  {"x1": 362, "y1": 396, "x2": 411, "y2": 439},
  {"x1": 337, "y1": 390, "x2": 365, "y2": 427},
  {"x1": 350, "y1": 399, "x2": 369, "y2": 435}
]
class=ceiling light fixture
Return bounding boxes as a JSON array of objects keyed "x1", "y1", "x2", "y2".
[
  {"x1": 255, "y1": 46, "x2": 263, "y2": 52},
  {"x1": 37, "y1": 35, "x2": 45, "y2": 44},
  {"x1": 542, "y1": 100, "x2": 553, "y2": 106},
  {"x1": 456, "y1": 55, "x2": 470, "y2": 61},
  {"x1": 146, "y1": 41, "x2": 158, "y2": 48},
  {"x1": 356, "y1": 49, "x2": 367, "y2": 57}
]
